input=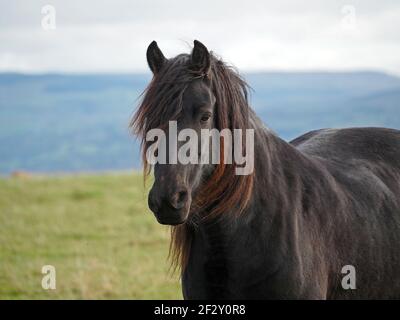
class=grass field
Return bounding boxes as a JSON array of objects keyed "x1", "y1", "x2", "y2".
[{"x1": 0, "y1": 172, "x2": 182, "y2": 299}]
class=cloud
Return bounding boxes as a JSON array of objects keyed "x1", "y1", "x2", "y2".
[{"x1": 0, "y1": 0, "x2": 399, "y2": 74}]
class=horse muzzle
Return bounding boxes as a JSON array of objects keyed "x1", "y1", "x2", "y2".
[{"x1": 148, "y1": 187, "x2": 192, "y2": 225}]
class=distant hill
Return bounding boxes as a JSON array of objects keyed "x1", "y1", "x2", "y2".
[{"x1": 0, "y1": 71, "x2": 399, "y2": 174}]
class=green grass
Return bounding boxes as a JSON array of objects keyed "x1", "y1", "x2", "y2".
[{"x1": 0, "y1": 172, "x2": 181, "y2": 299}]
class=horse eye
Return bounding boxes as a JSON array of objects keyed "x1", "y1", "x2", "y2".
[{"x1": 200, "y1": 113, "x2": 211, "y2": 122}]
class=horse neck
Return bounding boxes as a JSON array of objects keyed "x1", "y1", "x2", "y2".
[
  {"x1": 199, "y1": 112, "x2": 313, "y2": 230},
  {"x1": 249, "y1": 114, "x2": 310, "y2": 219}
]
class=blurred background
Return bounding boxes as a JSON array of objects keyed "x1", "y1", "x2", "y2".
[{"x1": 0, "y1": 0, "x2": 399, "y2": 299}]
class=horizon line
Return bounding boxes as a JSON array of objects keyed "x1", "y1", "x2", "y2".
[{"x1": 0, "y1": 68, "x2": 399, "y2": 78}]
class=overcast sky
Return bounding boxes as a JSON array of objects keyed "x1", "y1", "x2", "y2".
[{"x1": 0, "y1": 0, "x2": 399, "y2": 74}]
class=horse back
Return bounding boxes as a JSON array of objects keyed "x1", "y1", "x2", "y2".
[{"x1": 292, "y1": 127, "x2": 400, "y2": 298}]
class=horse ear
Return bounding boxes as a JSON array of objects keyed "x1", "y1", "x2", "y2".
[
  {"x1": 146, "y1": 41, "x2": 166, "y2": 74},
  {"x1": 190, "y1": 40, "x2": 210, "y2": 75}
]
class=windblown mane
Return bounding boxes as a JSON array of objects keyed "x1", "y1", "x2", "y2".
[{"x1": 130, "y1": 53, "x2": 254, "y2": 272}]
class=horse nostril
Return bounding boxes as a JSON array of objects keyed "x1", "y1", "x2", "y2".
[
  {"x1": 148, "y1": 190, "x2": 159, "y2": 213},
  {"x1": 177, "y1": 190, "x2": 188, "y2": 203},
  {"x1": 169, "y1": 190, "x2": 188, "y2": 209}
]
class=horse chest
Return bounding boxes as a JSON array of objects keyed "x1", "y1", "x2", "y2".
[{"x1": 182, "y1": 225, "x2": 283, "y2": 299}]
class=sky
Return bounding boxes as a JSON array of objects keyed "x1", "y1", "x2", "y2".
[{"x1": 0, "y1": 0, "x2": 399, "y2": 75}]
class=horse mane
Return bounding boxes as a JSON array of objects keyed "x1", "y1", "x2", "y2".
[{"x1": 130, "y1": 52, "x2": 254, "y2": 273}]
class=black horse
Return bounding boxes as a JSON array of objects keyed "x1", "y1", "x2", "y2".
[{"x1": 131, "y1": 40, "x2": 400, "y2": 299}]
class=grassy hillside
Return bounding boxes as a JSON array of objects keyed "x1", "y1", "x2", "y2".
[{"x1": 0, "y1": 172, "x2": 181, "y2": 299}]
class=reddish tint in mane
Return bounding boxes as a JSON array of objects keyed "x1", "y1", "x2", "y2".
[{"x1": 130, "y1": 53, "x2": 254, "y2": 272}]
